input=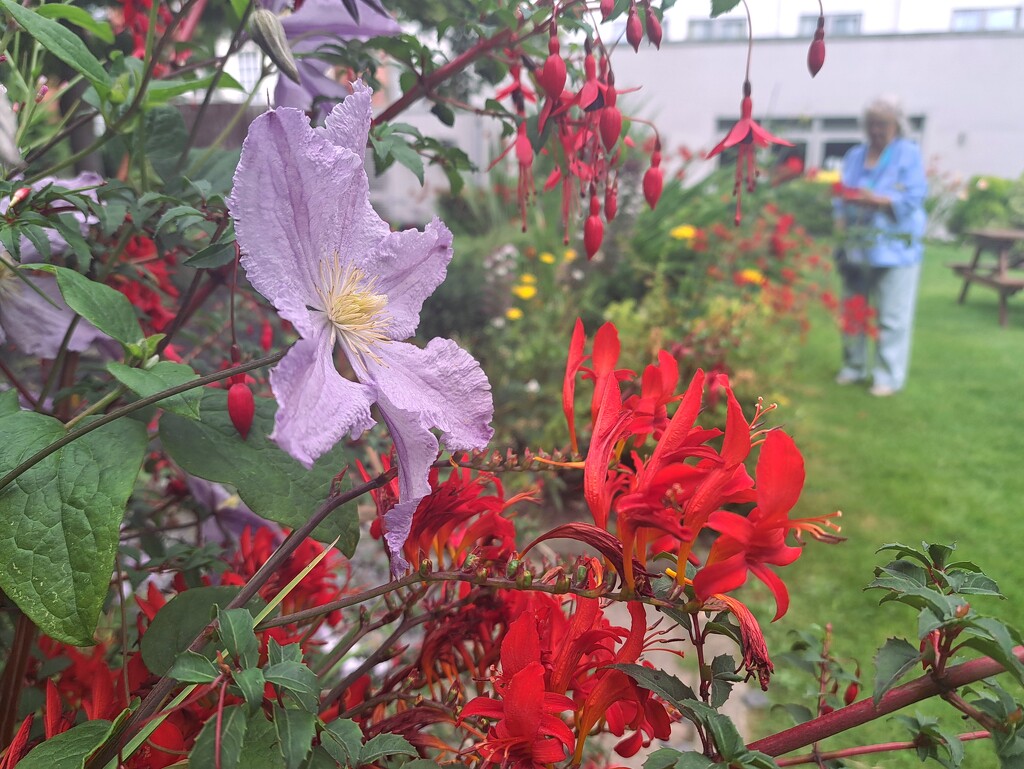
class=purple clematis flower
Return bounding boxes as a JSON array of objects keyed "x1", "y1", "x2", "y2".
[
  {"x1": 263, "y1": 0, "x2": 400, "y2": 120},
  {"x1": 228, "y1": 81, "x2": 493, "y2": 575}
]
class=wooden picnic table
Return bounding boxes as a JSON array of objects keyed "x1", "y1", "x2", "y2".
[{"x1": 948, "y1": 227, "x2": 1024, "y2": 326}]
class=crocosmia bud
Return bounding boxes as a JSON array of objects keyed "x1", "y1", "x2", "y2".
[{"x1": 228, "y1": 382, "x2": 255, "y2": 440}]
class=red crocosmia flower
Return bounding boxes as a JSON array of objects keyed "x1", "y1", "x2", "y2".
[
  {"x1": 563, "y1": 318, "x2": 589, "y2": 454},
  {"x1": 0, "y1": 714, "x2": 33, "y2": 769},
  {"x1": 714, "y1": 593, "x2": 776, "y2": 690},
  {"x1": 623, "y1": 350, "x2": 680, "y2": 444},
  {"x1": 706, "y1": 80, "x2": 793, "y2": 225}
]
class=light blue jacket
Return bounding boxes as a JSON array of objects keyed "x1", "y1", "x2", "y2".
[{"x1": 834, "y1": 138, "x2": 928, "y2": 267}]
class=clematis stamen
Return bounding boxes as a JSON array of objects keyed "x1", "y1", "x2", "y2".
[{"x1": 315, "y1": 254, "x2": 390, "y2": 361}]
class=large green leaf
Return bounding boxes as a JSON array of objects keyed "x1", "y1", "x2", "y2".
[
  {"x1": 33, "y1": 4, "x2": 113, "y2": 43},
  {"x1": 190, "y1": 705, "x2": 249, "y2": 769},
  {"x1": 159, "y1": 391, "x2": 359, "y2": 554},
  {"x1": 873, "y1": 637, "x2": 922, "y2": 705},
  {"x1": 0, "y1": 0, "x2": 110, "y2": 92},
  {"x1": 0, "y1": 412, "x2": 146, "y2": 644},
  {"x1": 28, "y1": 264, "x2": 141, "y2": 347},
  {"x1": 15, "y1": 719, "x2": 113, "y2": 769},
  {"x1": 107, "y1": 360, "x2": 201, "y2": 419}
]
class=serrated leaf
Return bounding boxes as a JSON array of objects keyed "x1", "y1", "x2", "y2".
[
  {"x1": 873, "y1": 637, "x2": 922, "y2": 705},
  {"x1": 191, "y1": 704, "x2": 249, "y2": 769},
  {"x1": 320, "y1": 718, "x2": 363, "y2": 765},
  {"x1": 704, "y1": 711, "x2": 745, "y2": 760},
  {"x1": 14, "y1": 719, "x2": 113, "y2": 768},
  {"x1": 608, "y1": 663, "x2": 698, "y2": 709},
  {"x1": 238, "y1": 712, "x2": 286, "y2": 769},
  {"x1": 234, "y1": 667, "x2": 267, "y2": 711},
  {"x1": 0, "y1": 412, "x2": 146, "y2": 644},
  {"x1": 159, "y1": 391, "x2": 359, "y2": 554},
  {"x1": 219, "y1": 607, "x2": 260, "y2": 667},
  {"x1": 358, "y1": 732, "x2": 417, "y2": 764},
  {"x1": 29, "y1": 264, "x2": 141, "y2": 346},
  {"x1": 264, "y1": 660, "x2": 319, "y2": 712},
  {"x1": 0, "y1": 0, "x2": 110, "y2": 92},
  {"x1": 156, "y1": 205, "x2": 205, "y2": 233},
  {"x1": 268, "y1": 638, "x2": 304, "y2": 666},
  {"x1": 141, "y1": 586, "x2": 265, "y2": 675},
  {"x1": 34, "y1": 4, "x2": 113, "y2": 43},
  {"x1": 168, "y1": 649, "x2": 220, "y2": 683},
  {"x1": 107, "y1": 361, "x2": 201, "y2": 419},
  {"x1": 274, "y1": 707, "x2": 316, "y2": 769},
  {"x1": 710, "y1": 0, "x2": 742, "y2": 18}
]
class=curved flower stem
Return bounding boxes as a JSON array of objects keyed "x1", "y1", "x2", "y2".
[
  {"x1": 64, "y1": 385, "x2": 128, "y2": 430},
  {"x1": 748, "y1": 647, "x2": 1024, "y2": 758},
  {"x1": 776, "y1": 731, "x2": 990, "y2": 767},
  {"x1": 741, "y1": 0, "x2": 753, "y2": 83},
  {"x1": 0, "y1": 350, "x2": 285, "y2": 493}
]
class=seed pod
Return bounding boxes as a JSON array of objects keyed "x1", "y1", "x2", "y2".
[
  {"x1": 250, "y1": 8, "x2": 301, "y2": 84},
  {"x1": 227, "y1": 382, "x2": 255, "y2": 440},
  {"x1": 626, "y1": 4, "x2": 643, "y2": 51}
]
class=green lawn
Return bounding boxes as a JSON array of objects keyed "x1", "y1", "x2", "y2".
[{"x1": 755, "y1": 241, "x2": 1024, "y2": 767}]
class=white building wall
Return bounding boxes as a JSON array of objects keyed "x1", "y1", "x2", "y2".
[{"x1": 609, "y1": 31, "x2": 1024, "y2": 181}]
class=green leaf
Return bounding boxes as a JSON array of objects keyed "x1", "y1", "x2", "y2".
[
  {"x1": 320, "y1": 719, "x2": 363, "y2": 766},
  {"x1": 268, "y1": 638, "x2": 303, "y2": 666},
  {"x1": 14, "y1": 719, "x2": 113, "y2": 769},
  {"x1": 431, "y1": 102, "x2": 455, "y2": 127},
  {"x1": 608, "y1": 663, "x2": 698, "y2": 709},
  {"x1": 141, "y1": 586, "x2": 265, "y2": 675},
  {"x1": 159, "y1": 391, "x2": 359, "y2": 554},
  {"x1": 167, "y1": 649, "x2": 220, "y2": 683},
  {"x1": 146, "y1": 72, "x2": 242, "y2": 105},
  {"x1": 218, "y1": 607, "x2": 260, "y2": 668},
  {"x1": 873, "y1": 637, "x2": 922, "y2": 705},
  {"x1": 358, "y1": 733, "x2": 417, "y2": 764},
  {"x1": 0, "y1": 0, "x2": 110, "y2": 92},
  {"x1": 186, "y1": 237, "x2": 237, "y2": 268},
  {"x1": 264, "y1": 660, "x2": 319, "y2": 712},
  {"x1": 107, "y1": 361, "x2": 202, "y2": 419},
  {"x1": 234, "y1": 667, "x2": 267, "y2": 711},
  {"x1": 389, "y1": 139, "x2": 425, "y2": 184},
  {"x1": 0, "y1": 412, "x2": 146, "y2": 644},
  {"x1": 34, "y1": 4, "x2": 113, "y2": 43},
  {"x1": 29, "y1": 264, "x2": 141, "y2": 346},
  {"x1": 144, "y1": 107, "x2": 188, "y2": 184},
  {"x1": 238, "y1": 712, "x2": 286, "y2": 769},
  {"x1": 710, "y1": 0, "x2": 742, "y2": 18},
  {"x1": 644, "y1": 749, "x2": 714, "y2": 769},
  {"x1": 273, "y1": 707, "x2": 316, "y2": 769},
  {"x1": 156, "y1": 205, "x2": 205, "y2": 233},
  {"x1": 191, "y1": 705, "x2": 250, "y2": 769}
]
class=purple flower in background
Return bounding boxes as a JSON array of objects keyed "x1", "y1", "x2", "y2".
[
  {"x1": 262, "y1": 0, "x2": 400, "y2": 120},
  {"x1": 228, "y1": 81, "x2": 493, "y2": 575}
]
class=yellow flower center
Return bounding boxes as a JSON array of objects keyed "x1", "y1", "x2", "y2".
[{"x1": 315, "y1": 254, "x2": 389, "y2": 361}]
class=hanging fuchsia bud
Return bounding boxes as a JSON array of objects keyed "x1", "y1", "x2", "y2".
[
  {"x1": 600, "y1": 0, "x2": 614, "y2": 21},
  {"x1": 807, "y1": 15, "x2": 826, "y2": 76},
  {"x1": 260, "y1": 319, "x2": 273, "y2": 352},
  {"x1": 599, "y1": 107, "x2": 623, "y2": 152},
  {"x1": 604, "y1": 183, "x2": 618, "y2": 221},
  {"x1": 538, "y1": 34, "x2": 567, "y2": 99},
  {"x1": 644, "y1": 6, "x2": 663, "y2": 49},
  {"x1": 626, "y1": 3, "x2": 643, "y2": 51},
  {"x1": 584, "y1": 194, "x2": 603, "y2": 259},
  {"x1": 228, "y1": 382, "x2": 255, "y2": 440},
  {"x1": 643, "y1": 147, "x2": 664, "y2": 209}
]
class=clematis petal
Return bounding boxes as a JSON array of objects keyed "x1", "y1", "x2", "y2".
[
  {"x1": 230, "y1": 107, "x2": 388, "y2": 338},
  {"x1": 269, "y1": 322, "x2": 376, "y2": 468},
  {"x1": 358, "y1": 218, "x2": 453, "y2": 340},
  {"x1": 280, "y1": 0, "x2": 400, "y2": 41},
  {"x1": 361, "y1": 339, "x2": 493, "y2": 572},
  {"x1": 322, "y1": 79, "x2": 374, "y2": 155},
  {"x1": 0, "y1": 274, "x2": 106, "y2": 358},
  {"x1": 274, "y1": 60, "x2": 354, "y2": 123}
]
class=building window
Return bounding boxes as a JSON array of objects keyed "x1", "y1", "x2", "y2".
[
  {"x1": 798, "y1": 13, "x2": 862, "y2": 37},
  {"x1": 236, "y1": 48, "x2": 262, "y2": 92},
  {"x1": 688, "y1": 18, "x2": 747, "y2": 40},
  {"x1": 951, "y1": 8, "x2": 1020, "y2": 31}
]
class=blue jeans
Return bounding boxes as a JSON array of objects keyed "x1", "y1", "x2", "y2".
[{"x1": 838, "y1": 261, "x2": 921, "y2": 390}]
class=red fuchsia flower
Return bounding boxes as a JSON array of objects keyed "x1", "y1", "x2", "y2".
[
  {"x1": 227, "y1": 380, "x2": 256, "y2": 439},
  {"x1": 583, "y1": 192, "x2": 604, "y2": 258},
  {"x1": 625, "y1": 2, "x2": 644, "y2": 51},
  {"x1": 706, "y1": 80, "x2": 793, "y2": 225},
  {"x1": 644, "y1": 6, "x2": 663, "y2": 48},
  {"x1": 600, "y1": 0, "x2": 614, "y2": 21},
  {"x1": 643, "y1": 143, "x2": 664, "y2": 210}
]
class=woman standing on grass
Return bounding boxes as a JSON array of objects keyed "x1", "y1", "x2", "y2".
[{"x1": 833, "y1": 95, "x2": 928, "y2": 397}]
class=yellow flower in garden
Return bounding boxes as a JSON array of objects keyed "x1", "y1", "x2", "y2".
[
  {"x1": 814, "y1": 169, "x2": 841, "y2": 183},
  {"x1": 737, "y1": 268, "x2": 766, "y2": 286},
  {"x1": 539, "y1": 251, "x2": 556, "y2": 264},
  {"x1": 563, "y1": 248, "x2": 578, "y2": 262},
  {"x1": 520, "y1": 273, "x2": 537, "y2": 284},
  {"x1": 670, "y1": 224, "x2": 697, "y2": 241},
  {"x1": 506, "y1": 307, "x2": 523, "y2": 320},
  {"x1": 512, "y1": 284, "x2": 537, "y2": 300}
]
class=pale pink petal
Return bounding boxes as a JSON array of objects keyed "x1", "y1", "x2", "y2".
[
  {"x1": 269, "y1": 322, "x2": 376, "y2": 467},
  {"x1": 0, "y1": 274, "x2": 106, "y2": 358},
  {"x1": 321, "y1": 79, "x2": 374, "y2": 155}
]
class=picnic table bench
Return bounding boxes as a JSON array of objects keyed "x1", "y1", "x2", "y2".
[{"x1": 948, "y1": 227, "x2": 1024, "y2": 326}]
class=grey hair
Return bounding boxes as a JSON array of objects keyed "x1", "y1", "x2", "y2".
[{"x1": 864, "y1": 95, "x2": 909, "y2": 136}]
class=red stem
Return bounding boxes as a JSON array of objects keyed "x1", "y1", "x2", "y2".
[
  {"x1": 0, "y1": 613, "x2": 37, "y2": 748},
  {"x1": 776, "y1": 731, "x2": 990, "y2": 767},
  {"x1": 749, "y1": 647, "x2": 1024, "y2": 757}
]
